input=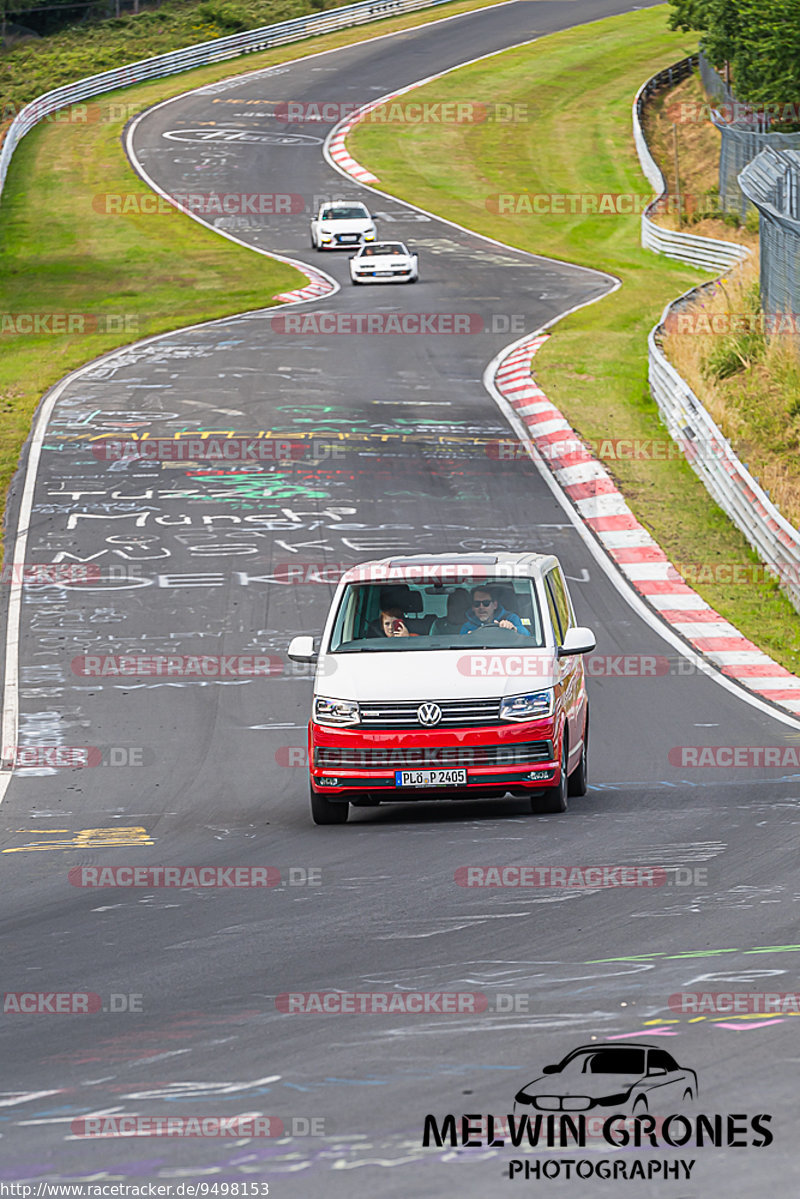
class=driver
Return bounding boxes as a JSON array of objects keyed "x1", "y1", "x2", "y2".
[{"x1": 460, "y1": 585, "x2": 529, "y2": 636}]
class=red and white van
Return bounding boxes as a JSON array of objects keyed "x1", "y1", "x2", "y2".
[{"x1": 288, "y1": 553, "x2": 595, "y2": 824}]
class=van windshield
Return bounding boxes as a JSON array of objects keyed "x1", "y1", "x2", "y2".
[{"x1": 328, "y1": 578, "x2": 544, "y2": 652}]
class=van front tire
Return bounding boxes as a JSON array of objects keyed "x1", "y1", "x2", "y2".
[
  {"x1": 310, "y1": 784, "x2": 350, "y2": 825},
  {"x1": 568, "y1": 710, "x2": 588, "y2": 797},
  {"x1": 530, "y1": 734, "x2": 569, "y2": 814}
]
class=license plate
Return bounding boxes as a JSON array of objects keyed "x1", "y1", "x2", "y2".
[
  {"x1": 340, "y1": 235, "x2": 357, "y2": 242},
  {"x1": 395, "y1": 769, "x2": 467, "y2": 787},
  {"x1": 376, "y1": 270, "x2": 394, "y2": 276}
]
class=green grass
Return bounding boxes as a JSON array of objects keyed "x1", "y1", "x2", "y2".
[
  {"x1": 1, "y1": 0, "x2": 430, "y2": 111},
  {"x1": 349, "y1": 5, "x2": 800, "y2": 673},
  {"x1": 0, "y1": 0, "x2": 503, "y2": 519}
]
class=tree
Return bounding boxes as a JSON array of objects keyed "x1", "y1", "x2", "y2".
[
  {"x1": 727, "y1": 0, "x2": 800, "y2": 106},
  {"x1": 667, "y1": 0, "x2": 713, "y2": 33},
  {"x1": 668, "y1": 0, "x2": 800, "y2": 111}
]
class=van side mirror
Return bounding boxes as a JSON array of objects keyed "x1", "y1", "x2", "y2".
[
  {"x1": 288, "y1": 635, "x2": 317, "y2": 663},
  {"x1": 557, "y1": 626, "x2": 596, "y2": 657}
]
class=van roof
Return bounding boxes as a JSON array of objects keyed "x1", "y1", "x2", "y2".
[{"x1": 340, "y1": 552, "x2": 556, "y2": 585}]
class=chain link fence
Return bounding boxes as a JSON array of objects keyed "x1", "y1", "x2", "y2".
[
  {"x1": 698, "y1": 51, "x2": 800, "y2": 219},
  {"x1": 739, "y1": 147, "x2": 800, "y2": 319},
  {"x1": 714, "y1": 117, "x2": 800, "y2": 220},
  {"x1": 697, "y1": 51, "x2": 731, "y2": 107}
]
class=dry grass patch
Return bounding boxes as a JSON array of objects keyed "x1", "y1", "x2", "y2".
[
  {"x1": 642, "y1": 69, "x2": 758, "y2": 248},
  {"x1": 663, "y1": 255, "x2": 800, "y2": 526}
]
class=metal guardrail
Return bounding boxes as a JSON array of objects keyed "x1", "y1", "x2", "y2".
[
  {"x1": 635, "y1": 61, "x2": 800, "y2": 613},
  {"x1": 649, "y1": 297, "x2": 800, "y2": 612},
  {"x1": 632, "y1": 55, "x2": 749, "y2": 272},
  {"x1": 0, "y1": 0, "x2": 447, "y2": 200}
]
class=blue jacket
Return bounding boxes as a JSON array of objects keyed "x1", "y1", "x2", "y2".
[{"x1": 460, "y1": 604, "x2": 529, "y2": 636}]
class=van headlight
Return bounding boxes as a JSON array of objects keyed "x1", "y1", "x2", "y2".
[
  {"x1": 313, "y1": 697, "x2": 360, "y2": 726},
  {"x1": 500, "y1": 690, "x2": 554, "y2": 721}
]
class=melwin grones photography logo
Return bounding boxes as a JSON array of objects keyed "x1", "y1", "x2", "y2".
[{"x1": 421, "y1": 1042, "x2": 774, "y2": 1183}]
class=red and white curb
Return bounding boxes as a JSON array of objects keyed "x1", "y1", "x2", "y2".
[
  {"x1": 275, "y1": 266, "x2": 335, "y2": 304},
  {"x1": 327, "y1": 100, "x2": 382, "y2": 184},
  {"x1": 494, "y1": 334, "x2": 800, "y2": 716}
]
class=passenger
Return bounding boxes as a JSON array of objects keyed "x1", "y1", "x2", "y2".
[
  {"x1": 379, "y1": 606, "x2": 415, "y2": 637},
  {"x1": 461, "y1": 586, "x2": 529, "y2": 636}
]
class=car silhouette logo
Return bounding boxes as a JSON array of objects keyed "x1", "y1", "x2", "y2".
[
  {"x1": 417, "y1": 703, "x2": 442, "y2": 726},
  {"x1": 514, "y1": 1042, "x2": 698, "y2": 1116}
]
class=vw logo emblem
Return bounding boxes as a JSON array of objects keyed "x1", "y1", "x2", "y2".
[{"x1": 417, "y1": 702, "x2": 442, "y2": 727}]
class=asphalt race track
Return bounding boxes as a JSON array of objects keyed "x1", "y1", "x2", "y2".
[{"x1": 2, "y1": 2, "x2": 800, "y2": 1194}]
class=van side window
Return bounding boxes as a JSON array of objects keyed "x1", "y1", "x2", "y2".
[
  {"x1": 544, "y1": 574, "x2": 564, "y2": 645},
  {"x1": 546, "y1": 569, "x2": 572, "y2": 644}
]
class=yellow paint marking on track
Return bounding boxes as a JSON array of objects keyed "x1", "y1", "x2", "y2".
[
  {"x1": 2, "y1": 826, "x2": 153, "y2": 852},
  {"x1": 634, "y1": 1011, "x2": 799, "y2": 1034},
  {"x1": 710, "y1": 1012, "x2": 792, "y2": 1021}
]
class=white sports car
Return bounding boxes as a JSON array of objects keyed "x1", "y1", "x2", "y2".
[
  {"x1": 310, "y1": 202, "x2": 376, "y2": 250},
  {"x1": 350, "y1": 241, "x2": 419, "y2": 285}
]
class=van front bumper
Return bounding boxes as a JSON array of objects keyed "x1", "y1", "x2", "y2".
[{"x1": 308, "y1": 719, "x2": 561, "y2": 799}]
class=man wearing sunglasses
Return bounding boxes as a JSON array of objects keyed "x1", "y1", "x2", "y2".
[{"x1": 460, "y1": 585, "x2": 529, "y2": 636}]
